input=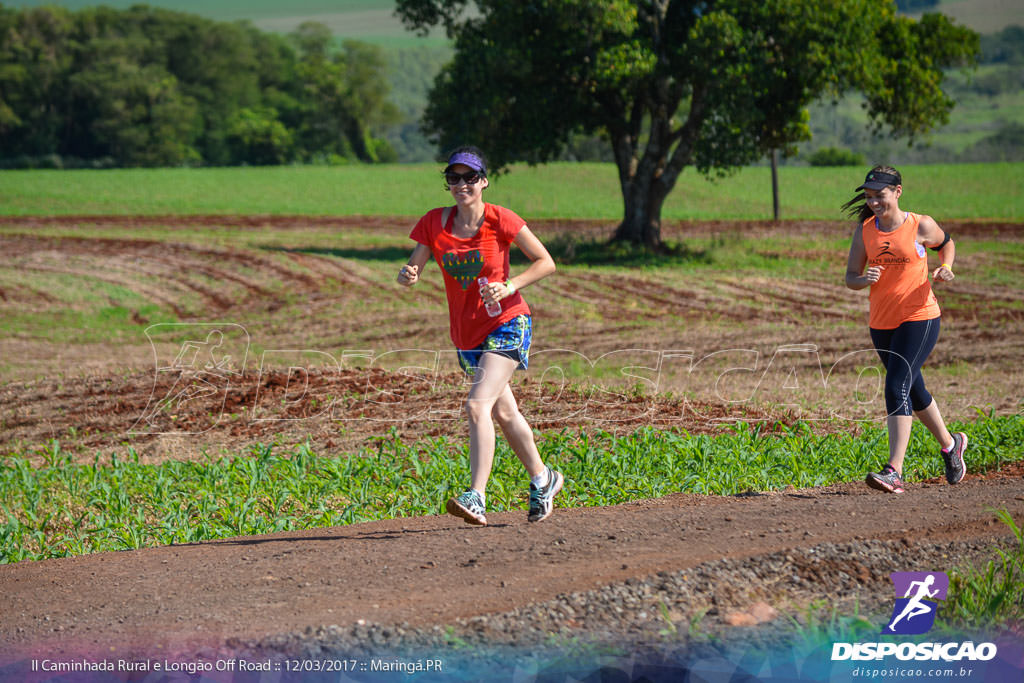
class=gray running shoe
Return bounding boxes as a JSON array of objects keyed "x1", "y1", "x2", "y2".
[
  {"x1": 942, "y1": 432, "x2": 968, "y2": 484},
  {"x1": 446, "y1": 489, "x2": 487, "y2": 526},
  {"x1": 866, "y1": 466, "x2": 905, "y2": 494},
  {"x1": 528, "y1": 468, "x2": 564, "y2": 522}
]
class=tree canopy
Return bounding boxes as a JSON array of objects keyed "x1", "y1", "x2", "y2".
[
  {"x1": 397, "y1": 0, "x2": 979, "y2": 247},
  {"x1": 0, "y1": 5, "x2": 397, "y2": 168}
]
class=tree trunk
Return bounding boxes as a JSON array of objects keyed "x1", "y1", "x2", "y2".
[
  {"x1": 612, "y1": 172, "x2": 669, "y2": 250},
  {"x1": 346, "y1": 118, "x2": 374, "y2": 162},
  {"x1": 608, "y1": 120, "x2": 674, "y2": 251},
  {"x1": 606, "y1": 80, "x2": 694, "y2": 251}
]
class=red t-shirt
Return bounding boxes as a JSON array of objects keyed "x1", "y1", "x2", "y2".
[{"x1": 410, "y1": 203, "x2": 531, "y2": 349}]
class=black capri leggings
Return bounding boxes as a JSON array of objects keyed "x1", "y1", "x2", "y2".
[{"x1": 870, "y1": 317, "x2": 941, "y2": 417}]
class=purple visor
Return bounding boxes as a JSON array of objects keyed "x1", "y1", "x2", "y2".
[{"x1": 445, "y1": 152, "x2": 486, "y2": 175}]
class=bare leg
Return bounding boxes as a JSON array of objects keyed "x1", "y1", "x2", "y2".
[
  {"x1": 492, "y1": 384, "x2": 545, "y2": 479},
  {"x1": 886, "y1": 414, "x2": 914, "y2": 474},
  {"x1": 464, "y1": 353, "x2": 519, "y2": 493},
  {"x1": 913, "y1": 399, "x2": 954, "y2": 450}
]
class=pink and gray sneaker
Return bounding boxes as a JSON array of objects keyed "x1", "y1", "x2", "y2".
[
  {"x1": 941, "y1": 432, "x2": 968, "y2": 484},
  {"x1": 866, "y1": 465, "x2": 905, "y2": 494}
]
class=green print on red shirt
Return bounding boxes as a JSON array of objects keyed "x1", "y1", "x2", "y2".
[{"x1": 441, "y1": 250, "x2": 484, "y2": 290}]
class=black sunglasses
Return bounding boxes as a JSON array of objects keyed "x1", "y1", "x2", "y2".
[{"x1": 445, "y1": 171, "x2": 482, "y2": 186}]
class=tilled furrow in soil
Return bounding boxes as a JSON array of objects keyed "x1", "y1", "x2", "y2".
[{"x1": 0, "y1": 369, "x2": 798, "y2": 461}]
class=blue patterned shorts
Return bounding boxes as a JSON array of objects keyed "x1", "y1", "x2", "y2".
[{"x1": 457, "y1": 315, "x2": 532, "y2": 374}]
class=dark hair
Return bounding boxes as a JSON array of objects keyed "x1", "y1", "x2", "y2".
[
  {"x1": 841, "y1": 165, "x2": 902, "y2": 222},
  {"x1": 441, "y1": 145, "x2": 488, "y2": 191}
]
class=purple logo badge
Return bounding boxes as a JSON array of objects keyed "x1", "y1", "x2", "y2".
[{"x1": 884, "y1": 571, "x2": 948, "y2": 635}]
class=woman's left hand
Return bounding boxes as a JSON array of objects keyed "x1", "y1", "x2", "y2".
[
  {"x1": 932, "y1": 264, "x2": 955, "y2": 282},
  {"x1": 480, "y1": 281, "x2": 512, "y2": 305}
]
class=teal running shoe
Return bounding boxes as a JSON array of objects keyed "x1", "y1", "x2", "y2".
[{"x1": 446, "y1": 489, "x2": 487, "y2": 526}]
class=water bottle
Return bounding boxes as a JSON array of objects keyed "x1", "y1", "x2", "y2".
[{"x1": 477, "y1": 277, "x2": 502, "y2": 317}]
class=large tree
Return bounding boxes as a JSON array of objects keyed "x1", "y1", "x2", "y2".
[{"x1": 396, "y1": 0, "x2": 978, "y2": 248}]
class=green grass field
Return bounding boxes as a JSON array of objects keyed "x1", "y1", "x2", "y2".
[{"x1": 2, "y1": 163, "x2": 1022, "y2": 220}]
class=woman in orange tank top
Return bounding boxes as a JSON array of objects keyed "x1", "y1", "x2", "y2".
[{"x1": 843, "y1": 166, "x2": 968, "y2": 494}]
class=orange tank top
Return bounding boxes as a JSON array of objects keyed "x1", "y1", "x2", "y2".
[{"x1": 861, "y1": 212, "x2": 940, "y2": 329}]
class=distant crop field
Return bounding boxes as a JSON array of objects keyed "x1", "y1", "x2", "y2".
[
  {"x1": 8, "y1": 0, "x2": 392, "y2": 19},
  {"x1": 12, "y1": 0, "x2": 1016, "y2": 46},
  {"x1": 910, "y1": 0, "x2": 1023, "y2": 34},
  {"x1": 6, "y1": 0, "x2": 442, "y2": 44},
  {"x1": 1, "y1": 163, "x2": 1022, "y2": 221},
  {"x1": 10, "y1": 0, "x2": 1017, "y2": 42}
]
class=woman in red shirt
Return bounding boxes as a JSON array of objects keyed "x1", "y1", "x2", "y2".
[
  {"x1": 844, "y1": 166, "x2": 968, "y2": 494},
  {"x1": 397, "y1": 146, "x2": 562, "y2": 525}
]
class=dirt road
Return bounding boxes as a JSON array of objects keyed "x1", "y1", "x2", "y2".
[{"x1": 2, "y1": 465, "x2": 1021, "y2": 665}]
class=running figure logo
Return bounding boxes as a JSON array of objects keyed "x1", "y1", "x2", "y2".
[
  {"x1": 884, "y1": 571, "x2": 949, "y2": 635},
  {"x1": 132, "y1": 323, "x2": 250, "y2": 435}
]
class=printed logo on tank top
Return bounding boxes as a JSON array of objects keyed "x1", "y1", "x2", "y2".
[
  {"x1": 869, "y1": 240, "x2": 911, "y2": 268},
  {"x1": 441, "y1": 250, "x2": 484, "y2": 290}
]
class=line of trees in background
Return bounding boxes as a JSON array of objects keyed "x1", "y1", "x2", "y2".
[
  {"x1": 2, "y1": 4, "x2": 1019, "y2": 173},
  {"x1": 0, "y1": 5, "x2": 399, "y2": 168}
]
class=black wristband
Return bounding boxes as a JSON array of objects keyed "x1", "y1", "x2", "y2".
[{"x1": 929, "y1": 232, "x2": 951, "y2": 252}]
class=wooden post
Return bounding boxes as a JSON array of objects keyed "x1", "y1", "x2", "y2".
[{"x1": 771, "y1": 148, "x2": 780, "y2": 222}]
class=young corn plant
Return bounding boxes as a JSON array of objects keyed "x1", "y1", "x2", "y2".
[
  {"x1": 938, "y1": 509, "x2": 1024, "y2": 635},
  {"x1": 2, "y1": 415, "x2": 1022, "y2": 563}
]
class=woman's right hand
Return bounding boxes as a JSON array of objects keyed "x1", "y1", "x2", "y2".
[
  {"x1": 862, "y1": 265, "x2": 884, "y2": 285},
  {"x1": 397, "y1": 264, "x2": 419, "y2": 286}
]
